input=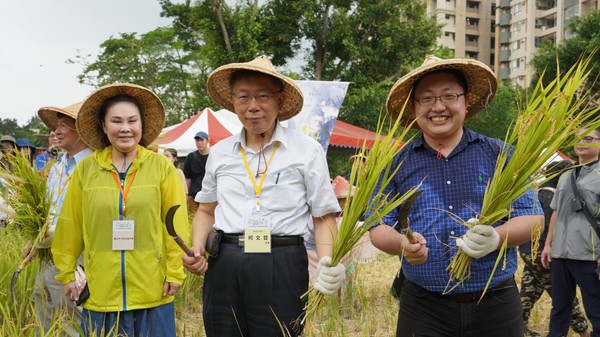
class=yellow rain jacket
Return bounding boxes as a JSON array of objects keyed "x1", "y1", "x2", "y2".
[{"x1": 52, "y1": 145, "x2": 189, "y2": 312}]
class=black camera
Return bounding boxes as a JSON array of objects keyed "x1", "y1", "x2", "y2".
[{"x1": 49, "y1": 147, "x2": 58, "y2": 156}]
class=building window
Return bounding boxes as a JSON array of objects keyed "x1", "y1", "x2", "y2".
[
  {"x1": 445, "y1": 31, "x2": 456, "y2": 40},
  {"x1": 511, "y1": 58, "x2": 520, "y2": 69},
  {"x1": 511, "y1": 40, "x2": 520, "y2": 50},
  {"x1": 466, "y1": 17, "x2": 479, "y2": 27},
  {"x1": 467, "y1": 34, "x2": 479, "y2": 42},
  {"x1": 446, "y1": 14, "x2": 456, "y2": 24},
  {"x1": 467, "y1": 1, "x2": 479, "y2": 10},
  {"x1": 466, "y1": 51, "x2": 479, "y2": 59}
]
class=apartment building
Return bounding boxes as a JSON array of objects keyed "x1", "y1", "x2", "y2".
[{"x1": 427, "y1": 0, "x2": 599, "y2": 87}]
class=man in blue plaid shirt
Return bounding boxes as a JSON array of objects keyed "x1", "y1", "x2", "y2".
[{"x1": 369, "y1": 56, "x2": 543, "y2": 337}]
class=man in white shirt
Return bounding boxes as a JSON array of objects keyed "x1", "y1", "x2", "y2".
[
  {"x1": 182, "y1": 56, "x2": 345, "y2": 337},
  {"x1": 31, "y1": 102, "x2": 92, "y2": 336}
]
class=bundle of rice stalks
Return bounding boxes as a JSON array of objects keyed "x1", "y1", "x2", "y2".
[
  {"x1": 302, "y1": 107, "x2": 420, "y2": 323},
  {"x1": 0, "y1": 151, "x2": 53, "y2": 262},
  {"x1": 447, "y1": 52, "x2": 600, "y2": 290}
]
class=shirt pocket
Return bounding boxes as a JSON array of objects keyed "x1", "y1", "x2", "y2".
[{"x1": 263, "y1": 169, "x2": 306, "y2": 212}]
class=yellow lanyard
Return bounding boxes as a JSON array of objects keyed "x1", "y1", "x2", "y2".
[{"x1": 240, "y1": 142, "x2": 279, "y2": 212}]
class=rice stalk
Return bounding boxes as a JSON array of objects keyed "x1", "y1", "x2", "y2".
[
  {"x1": 0, "y1": 151, "x2": 54, "y2": 262},
  {"x1": 302, "y1": 100, "x2": 420, "y2": 323},
  {"x1": 447, "y1": 51, "x2": 600, "y2": 291}
]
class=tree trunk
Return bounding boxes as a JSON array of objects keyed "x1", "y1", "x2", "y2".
[{"x1": 211, "y1": 0, "x2": 233, "y2": 60}]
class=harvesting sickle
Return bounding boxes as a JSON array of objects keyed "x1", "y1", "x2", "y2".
[
  {"x1": 165, "y1": 204, "x2": 194, "y2": 257},
  {"x1": 398, "y1": 189, "x2": 423, "y2": 244},
  {"x1": 10, "y1": 250, "x2": 35, "y2": 305}
]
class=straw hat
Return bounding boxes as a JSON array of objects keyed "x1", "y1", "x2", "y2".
[
  {"x1": 76, "y1": 83, "x2": 165, "y2": 149},
  {"x1": 206, "y1": 55, "x2": 304, "y2": 121},
  {"x1": 386, "y1": 55, "x2": 497, "y2": 127},
  {"x1": 332, "y1": 175, "x2": 355, "y2": 199},
  {"x1": 37, "y1": 102, "x2": 83, "y2": 130}
]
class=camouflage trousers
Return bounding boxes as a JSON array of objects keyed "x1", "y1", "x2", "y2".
[{"x1": 519, "y1": 252, "x2": 589, "y2": 333}]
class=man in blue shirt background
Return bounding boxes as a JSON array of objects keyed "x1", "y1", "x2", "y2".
[{"x1": 369, "y1": 56, "x2": 543, "y2": 337}]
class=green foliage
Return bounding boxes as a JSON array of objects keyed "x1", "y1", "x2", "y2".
[
  {"x1": 464, "y1": 86, "x2": 520, "y2": 140},
  {"x1": 299, "y1": 0, "x2": 441, "y2": 130},
  {"x1": 530, "y1": 10, "x2": 600, "y2": 99}
]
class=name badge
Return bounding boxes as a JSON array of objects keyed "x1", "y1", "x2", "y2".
[
  {"x1": 243, "y1": 215, "x2": 271, "y2": 253},
  {"x1": 112, "y1": 219, "x2": 135, "y2": 250}
]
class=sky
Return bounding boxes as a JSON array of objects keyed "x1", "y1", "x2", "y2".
[{"x1": 0, "y1": 0, "x2": 177, "y2": 126}]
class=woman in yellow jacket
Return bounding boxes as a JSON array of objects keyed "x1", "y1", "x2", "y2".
[{"x1": 51, "y1": 83, "x2": 189, "y2": 337}]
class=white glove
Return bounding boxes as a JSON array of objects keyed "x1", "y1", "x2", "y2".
[
  {"x1": 455, "y1": 219, "x2": 500, "y2": 259},
  {"x1": 314, "y1": 256, "x2": 345, "y2": 295},
  {"x1": 74, "y1": 265, "x2": 87, "y2": 297}
]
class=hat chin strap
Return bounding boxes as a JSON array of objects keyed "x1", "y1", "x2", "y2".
[{"x1": 420, "y1": 112, "x2": 466, "y2": 160}]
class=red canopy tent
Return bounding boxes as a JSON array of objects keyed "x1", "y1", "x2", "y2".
[
  {"x1": 156, "y1": 109, "x2": 381, "y2": 155},
  {"x1": 329, "y1": 119, "x2": 381, "y2": 149}
]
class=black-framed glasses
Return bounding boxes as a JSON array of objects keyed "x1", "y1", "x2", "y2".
[
  {"x1": 579, "y1": 136, "x2": 600, "y2": 143},
  {"x1": 414, "y1": 93, "x2": 465, "y2": 107},
  {"x1": 232, "y1": 91, "x2": 280, "y2": 105}
]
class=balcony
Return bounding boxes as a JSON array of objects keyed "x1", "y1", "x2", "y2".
[
  {"x1": 499, "y1": 49, "x2": 511, "y2": 62},
  {"x1": 500, "y1": 31, "x2": 511, "y2": 44},
  {"x1": 499, "y1": 0, "x2": 510, "y2": 9},
  {"x1": 500, "y1": 13, "x2": 511, "y2": 26},
  {"x1": 499, "y1": 67, "x2": 510, "y2": 80}
]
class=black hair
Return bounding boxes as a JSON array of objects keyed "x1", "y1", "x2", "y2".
[
  {"x1": 411, "y1": 68, "x2": 468, "y2": 98},
  {"x1": 165, "y1": 148, "x2": 178, "y2": 166},
  {"x1": 97, "y1": 95, "x2": 143, "y2": 146},
  {"x1": 229, "y1": 70, "x2": 284, "y2": 92}
]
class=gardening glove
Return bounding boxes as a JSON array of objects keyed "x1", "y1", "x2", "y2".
[
  {"x1": 455, "y1": 219, "x2": 500, "y2": 259},
  {"x1": 314, "y1": 256, "x2": 345, "y2": 295},
  {"x1": 74, "y1": 265, "x2": 87, "y2": 298},
  {"x1": 36, "y1": 225, "x2": 55, "y2": 249}
]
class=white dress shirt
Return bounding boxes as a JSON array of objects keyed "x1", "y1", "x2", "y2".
[{"x1": 196, "y1": 122, "x2": 340, "y2": 235}]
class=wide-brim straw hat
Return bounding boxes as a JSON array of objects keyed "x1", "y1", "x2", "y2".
[
  {"x1": 206, "y1": 55, "x2": 304, "y2": 121},
  {"x1": 76, "y1": 83, "x2": 165, "y2": 150},
  {"x1": 386, "y1": 55, "x2": 497, "y2": 127},
  {"x1": 37, "y1": 102, "x2": 83, "y2": 130}
]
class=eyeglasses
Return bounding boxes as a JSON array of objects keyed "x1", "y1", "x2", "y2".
[
  {"x1": 579, "y1": 136, "x2": 600, "y2": 143},
  {"x1": 232, "y1": 91, "x2": 280, "y2": 105},
  {"x1": 414, "y1": 93, "x2": 465, "y2": 107}
]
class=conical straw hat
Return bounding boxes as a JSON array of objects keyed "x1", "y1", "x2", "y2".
[
  {"x1": 38, "y1": 102, "x2": 83, "y2": 130},
  {"x1": 386, "y1": 55, "x2": 497, "y2": 127},
  {"x1": 206, "y1": 55, "x2": 304, "y2": 121},
  {"x1": 76, "y1": 83, "x2": 165, "y2": 150}
]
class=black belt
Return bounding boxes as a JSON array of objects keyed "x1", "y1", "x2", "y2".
[
  {"x1": 221, "y1": 233, "x2": 304, "y2": 247},
  {"x1": 410, "y1": 278, "x2": 515, "y2": 303}
]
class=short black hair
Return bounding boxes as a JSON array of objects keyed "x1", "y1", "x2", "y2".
[
  {"x1": 229, "y1": 70, "x2": 284, "y2": 92},
  {"x1": 412, "y1": 69, "x2": 468, "y2": 98}
]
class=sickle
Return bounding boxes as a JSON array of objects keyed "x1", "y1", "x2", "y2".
[
  {"x1": 165, "y1": 205, "x2": 194, "y2": 257},
  {"x1": 399, "y1": 190, "x2": 423, "y2": 244}
]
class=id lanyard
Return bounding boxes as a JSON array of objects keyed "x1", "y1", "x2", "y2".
[
  {"x1": 110, "y1": 170, "x2": 137, "y2": 218},
  {"x1": 240, "y1": 142, "x2": 279, "y2": 212}
]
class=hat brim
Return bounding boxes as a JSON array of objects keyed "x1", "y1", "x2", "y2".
[
  {"x1": 38, "y1": 102, "x2": 82, "y2": 130},
  {"x1": 386, "y1": 58, "x2": 497, "y2": 128},
  {"x1": 206, "y1": 61, "x2": 304, "y2": 121},
  {"x1": 76, "y1": 84, "x2": 165, "y2": 150}
]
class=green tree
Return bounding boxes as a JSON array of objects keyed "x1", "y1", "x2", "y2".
[
  {"x1": 68, "y1": 27, "x2": 205, "y2": 124},
  {"x1": 464, "y1": 86, "x2": 520, "y2": 140},
  {"x1": 298, "y1": 0, "x2": 441, "y2": 130},
  {"x1": 530, "y1": 10, "x2": 600, "y2": 99}
]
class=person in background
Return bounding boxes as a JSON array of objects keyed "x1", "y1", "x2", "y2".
[
  {"x1": 182, "y1": 55, "x2": 345, "y2": 337},
  {"x1": 0, "y1": 135, "x2": 17, "y2": 170},
  {"x1": 370, "y1": 56, "x2": 543, "y2": 337},
  {"x1": 519, "y1": 160, "x2": 589, "y2": 337},
  {"x1": 35, "y1": 130, "x2": 60, "y2": 171},
  {"x1": 183, "y1": 131, "x2": 209, "y2": 212},
  {"x1": 542, "y1": 127, "x2": 600, "y2": 337},
  {"x1": 30, "y1": 102, "x2": 90, "y2": 336},
  {"x1": 16, "y1": 138, "x2": 36, "y2": 166},
  {"x1": 51, "y1": 83, "x2": 189, "y2": 337},
  {"x1": 164, "y1": 147, "x2": 188, "y2": 195}
]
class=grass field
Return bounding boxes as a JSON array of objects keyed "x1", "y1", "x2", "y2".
[{"x1": 0, "y1": 224, "x2": 588, "y2": 336}]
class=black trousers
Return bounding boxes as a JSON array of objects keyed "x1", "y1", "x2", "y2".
[
  {"x1": 203, "y1": 242, "x2": 308, "y2": 337},
  {"x1": 397, "y1": 279, "x2": 524, "y2": 337}
]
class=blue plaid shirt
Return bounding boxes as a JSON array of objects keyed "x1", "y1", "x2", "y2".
[{"x1": 373, "y1": 128, "x2": 541, "y2": 293}]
